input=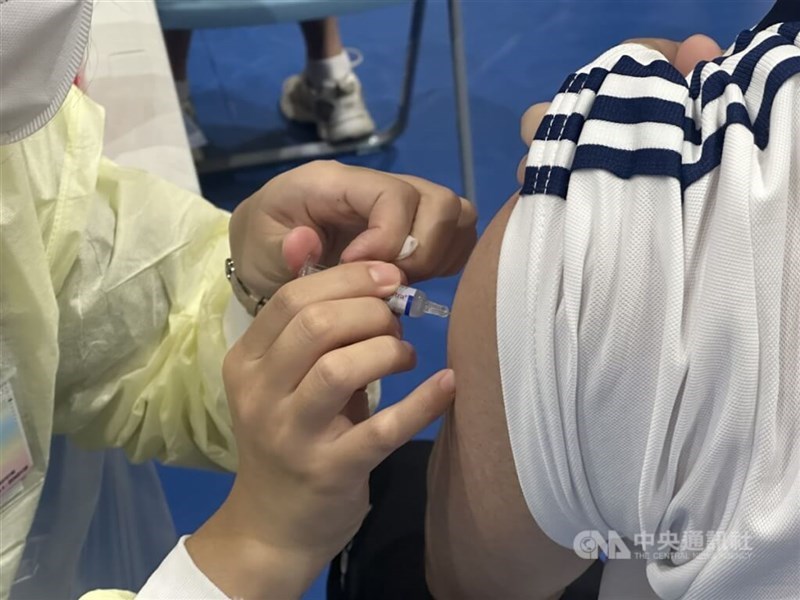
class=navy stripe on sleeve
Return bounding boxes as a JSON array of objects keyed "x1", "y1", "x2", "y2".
[
  {"x1": 523, "y1": 24, "x2": 799, "y2": 201},
  {"x1": 690, "y1": 61, "x2": 708, "y2": 98},
  {"x1": 732, "y1": 29, "x2": 757, "y2": 55},
  {"x1": 573, "y1": 146, "x2": 683, "y2": 180},
  {"x1": 778, "y1": 22, "x2": 800, "y2": 41},
  {"x1": 533, "y1": 113, "x2": 586, "y2": 143},
  {"x1": 610, "y1": 56, "x2": 686, "y2": 85},
  {"x1": 521, "y1": 166, "x2": 572, "y2": 198},
  {"x1": 751, "y1": 55, "x2": 800, "y2": 149},
  {"x1": 684, "y1": 116, "x2": 702, "y2": 146},
  {"x1": 588, "y1": 97, "x2": 686, "y2": 127},
  {"x1": 556, "y1": 57, "x2": 687, "y2": 96},
  {"x1": 699, "y1": 35, "x2": 796, "y2": 106},
  {"x1": 682, "y1": 104, "x2": 752, "y2": 189}
]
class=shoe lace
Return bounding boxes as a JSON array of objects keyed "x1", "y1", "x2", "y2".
[
  {"x1": 305, "y1": 48, "x2": 363, "y2": 104},
  {"x1": 344, "y1": 47, "x2": 364, "y2": 69}
]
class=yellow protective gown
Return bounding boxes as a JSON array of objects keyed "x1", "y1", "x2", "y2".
[{"x1": 0, "y1": 87, "x2": 237, "y2": 598}]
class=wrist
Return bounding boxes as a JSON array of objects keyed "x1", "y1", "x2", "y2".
[{"x1": 186, "y1": 486, "x2": 330, "y2": 600}]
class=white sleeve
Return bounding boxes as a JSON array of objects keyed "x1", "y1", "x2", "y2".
[
  {"x1": 223, "y1": 294, "x2": 254, "y2": 348},
  {"x1": 499, "y1": 21, "x2": 800, "y2": 600},
  {"x1": 136, "y1": 536, "x2": 228, "y2": 599}
]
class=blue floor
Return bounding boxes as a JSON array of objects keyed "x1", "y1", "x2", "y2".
[{"x1": 156, "y1": 2, "x2": 769, "y2": 597}]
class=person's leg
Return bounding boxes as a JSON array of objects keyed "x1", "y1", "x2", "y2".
[
  {"x1": 299, "y1": 18, "x2": 343, "y2": 60},
  {"x1": 280, "y1": 17, "x2": 375, "y2": 143},
  {"x1": 298, "y1": 18, "x2": 353, "y2": 90}
]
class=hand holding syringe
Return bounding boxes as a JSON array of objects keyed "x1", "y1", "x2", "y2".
[{"x1": 300, "y1": 261, "x2": 450, "y2": 318}]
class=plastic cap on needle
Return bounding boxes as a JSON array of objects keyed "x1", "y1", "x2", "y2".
[{"x1": 423, "y1": 301, "x2": 450, "y2": 318}]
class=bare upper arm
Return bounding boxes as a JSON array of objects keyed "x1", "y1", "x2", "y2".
[{"x1": 425, "y1": 195, "x2": 591, "y2": 599}]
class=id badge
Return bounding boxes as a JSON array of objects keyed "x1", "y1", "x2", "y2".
[{"x1": 0, "y1": 377, "x2": 34, "y2": 506}]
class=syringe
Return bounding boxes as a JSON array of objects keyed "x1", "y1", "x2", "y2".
[{"x1": 299, "y1": 262, "x2": 450, "y2": 319}]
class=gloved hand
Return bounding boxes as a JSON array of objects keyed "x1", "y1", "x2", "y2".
[
  {"x1": 228, "y1": 161, "x2": 478, "y2": 300},
  {"x1": 516, "y1": 35, "x2": 724, "y2": 184},
  {"x1": 186, "y1": 261, "x2": 456, "y2": 599}
]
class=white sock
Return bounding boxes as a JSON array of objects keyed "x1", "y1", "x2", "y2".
[
  {"x1": 304, "y1": 51, "x2": 352, "y2": 87},
  {"x1": 175, "y1": 79, "x2": 191, "y2": 104}
]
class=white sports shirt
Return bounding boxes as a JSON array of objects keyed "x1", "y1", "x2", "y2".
[{"x1": 498, "y1": 23, "x2": 799, "y2": 600}]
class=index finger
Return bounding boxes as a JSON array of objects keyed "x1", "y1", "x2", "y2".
[
  {"x1": 330, "y1": 369, "x2": 456, "y2": 474},
  {"x1": 302, "y1": 163, "x2": 422, "y2": 264},
  {"x1": 385, "y1": 173, "x2": 466, "y2": 280}
]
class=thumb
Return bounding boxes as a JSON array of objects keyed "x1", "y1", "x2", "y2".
[
  {"x1": 235, "y1": 226, "x2": 320, "y2": 298},
  {"x1": 282, "y1": 226, "x2": 324, "y2": 276},
  {"x1": 675, "y1": 34, "x2": 723, "y2": 77}
]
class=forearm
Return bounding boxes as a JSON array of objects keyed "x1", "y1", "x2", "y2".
[{"x1": 185, "y1": 484, "x2": 331, "y2": 600}]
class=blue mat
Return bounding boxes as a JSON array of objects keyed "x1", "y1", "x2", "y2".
[{"x1": 156, "y1": 2, "x2": 769, "y2": 597}]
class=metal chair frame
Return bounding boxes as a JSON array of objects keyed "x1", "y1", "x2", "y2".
[{"x1": 185, "y1": 0, "x2": 477, "y2": 203}]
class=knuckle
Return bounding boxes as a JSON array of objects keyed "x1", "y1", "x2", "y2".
[
  {"x1": 438, "y1": 187, "x2": 460, "y2": 206},
  {"x1": 299, "y1": 458, "x2": 322, "y2": 484},
  {"x1": 270, "y1": 419, "x2": 298, "y2": 458},
  {"x1": 296, "y1": 303, "x2": 334, "y2": 342},
  {"x1": 308, "y1": 158, "x2": 341, "y2": 174},
  {"x1": 382, "y1": 336, "x2": 414, "y2": 365},
  {"x1": 316, "y1": 352, "x2": 352, "y2": 392},
  {"x1": 368, "y1": 415, "x2": 403, "y2": 456},
  {"x1": 369, "y1": 298, "x2": 397, "y2": 331},
  {"x1": 398, "y1": 180, "x2": 422, "y2": 209},
  {"x1": 446, "y1": 196, "x2": 464, "y2": 221},
  {"x1": 429, "y1": 188, "x2": 462, "y2": 219},
  {"x1": 462, "y1": 199, "x2": 478, "y2": 226},
  {"x1": 308, "y1": 159, "x2": 344, "y2": 186},
  {"x1": 306, "y1": 454, "x2": 337, "y2": 487},
  {"x1": 271, "y1": 285, "x2": 304, "y2": 318}
]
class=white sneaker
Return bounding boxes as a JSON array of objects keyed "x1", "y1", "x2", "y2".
[{"x1": 280, "y1": 71, "x2": 376, "y2": 143}]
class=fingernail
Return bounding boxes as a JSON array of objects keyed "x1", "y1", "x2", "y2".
[
  {"x1": 438, "y1": 369, "x2": 456, "y2": 394},
  {"x1": 369, "y1": 263, "x2": 400, "y2": 286},
  {"x1": 395, "y1": 235, "x2": 419, "y2": 261}
]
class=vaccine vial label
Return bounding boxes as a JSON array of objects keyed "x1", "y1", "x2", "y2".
[{"x1": 386, "y1": 287, "x2": 415, "y2": 316}]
